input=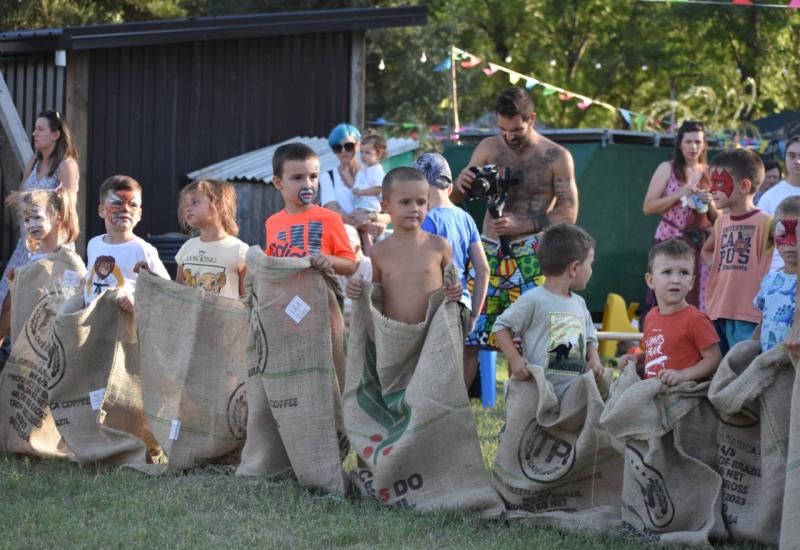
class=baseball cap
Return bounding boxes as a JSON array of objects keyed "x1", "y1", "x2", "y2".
[{"x1": 411, "y1": 153, "x2": 452, "y2": 190}]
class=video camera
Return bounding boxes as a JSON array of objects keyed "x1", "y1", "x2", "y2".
[{"x1": 466, "y1": 165, "x2": 519, "y2": 255}]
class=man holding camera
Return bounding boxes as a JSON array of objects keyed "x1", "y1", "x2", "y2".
[{"x1": 454, "y1": 87, "x2": 579, "y2": 383}]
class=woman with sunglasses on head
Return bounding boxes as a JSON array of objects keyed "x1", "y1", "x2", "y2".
[
  {"x1": 643, "y1": 120, "x2": 717, "y2": 311},
  {"x1": 0, "y1": 110, "x2": 80, "y2": 337}
]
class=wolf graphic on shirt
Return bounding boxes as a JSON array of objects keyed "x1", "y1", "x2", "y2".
[
  {"x1": 85, "y1": 255, "x2": 124, "y2": 299},
  {"x1": 546, "y1": 312, "x2": 586, "y2": 375}
]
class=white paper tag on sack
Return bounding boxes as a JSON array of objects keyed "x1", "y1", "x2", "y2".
[
  {"x1": 63, "y1": 270, "x2": 82, "y2": 288},
  {"x1": 285, "y1": 295, "x2": 311, "y2": 324},
  {"x1": 169, "y1": 419, "x2": 182, "y2": 441},
  {"x1": 89, "y1": 388, "x2": 105, "y2": 411}
]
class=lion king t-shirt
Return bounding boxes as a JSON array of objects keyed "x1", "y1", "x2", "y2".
[
  {"x1": 264, "y1": 205, "x2": 355, "y2": 261},
  {"x1": 175, "y1": 236, "x2": 248, "y2": 299},
  {"x1": 84, "y1": 235, "x2": 169, "y2": 305}
]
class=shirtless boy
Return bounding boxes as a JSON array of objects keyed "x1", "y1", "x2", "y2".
[{"x1": 346, "y1": 167, "x2": 462, "y2": 324}]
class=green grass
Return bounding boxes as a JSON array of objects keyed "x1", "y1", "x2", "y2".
[{"x1": 0, "y1": 372, "x2": 769, "y2": 548}]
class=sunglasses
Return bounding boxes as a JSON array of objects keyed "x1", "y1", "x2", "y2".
[{"x1": 332, "y1": 142, "x2": 357, "y2": 154}]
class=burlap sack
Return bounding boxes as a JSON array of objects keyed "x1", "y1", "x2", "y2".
[
  {"x1": 492, "y1": 364, "x2": 621, "y2": 530},
  {"x1": 134, "y1": 271, "x2": 248, "y2": 471},
  {"x1": 235, "y1": 247, "x2": 348, "y2": 495},
  {"x1": 344, "y1": 281, "x2": 503, "y2": 515},
  {"x1": 600, "y1": 363, "x2": 726, "y2": 546},
  {"x1": 707, "y1": 341, "x2": 791, "y2": 545},
  {"x1": 0, "y1": 252, "x2": 87, "y2": 458},
  {"x1": 9, "y1": 248, "x2": 86, "y2": 344},
  {"x1": 47, "y1": 291, "x2": 153, "y2": 466}
]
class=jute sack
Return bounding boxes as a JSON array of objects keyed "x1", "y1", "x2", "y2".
[
  {"x1": 492, "y1": 364, "x2": 621, "y2": 531},
  {"x1": 134, "y1": 271, "x2": 248, "y2": 471},
  {"x1": 600, "y1": 363, "x2": 726, "y2": 546},
  {"x1": 344, "y1": 281, "x2": 503, "y2": 515},
  {"x1": 707, "y1": 340, "x2": 791, "y2": 545},
  {"x1": 9, "y1": 248, "x2": 86, "y2": 344},
  {"x1": 235, "y1": 247, "x2": 348, "y2": 495},
  {"x1": 0, "y1": 251, "x2": 84, "y2": 457},
  {"x1": 47, "y1": 291, "x2": 154, "y2": 466}
]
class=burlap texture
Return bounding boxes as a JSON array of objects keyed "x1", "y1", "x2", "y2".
[
  {"x1": 9, "y1": 248, "x2": 86, "y2": 344},
  {"x1": 235, "y1": 247, "x2": 347, "y2": 495},
  {"x1": 47, "y1": 291, "x2": 153, "y2": 466},
  {"x1": 600, "y1": 363, "x2": 725, "y2": 546},
  {"x1": 134, "y1": 271, "x2": 248, "y2": 471},
  {"x1": 344, "y1": 281, "x2": 503, "y2": 515},
  {"x1": 492, "y1": 364, "x2": 621, "y2": 531},
  {"x1": 707, "y1": 341, "x2": 791, "y2": 545},
  {"x1": 0, "y1": 257, "x2": 84, "y2": 458}
]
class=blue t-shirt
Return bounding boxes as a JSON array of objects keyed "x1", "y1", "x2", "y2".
[
  {"x1": 422, "y1": 206, "x2": 480, "y2": 309},
  {"x1": 754, "y1": 270, "x2": 797, "y2": 352}
]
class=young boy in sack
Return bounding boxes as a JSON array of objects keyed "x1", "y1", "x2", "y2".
[{"x1": 344, "y1": 168, "x2": 503, "y2": 514}]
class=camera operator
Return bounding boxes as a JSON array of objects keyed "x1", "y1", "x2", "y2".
[{"x1": 453, "y1": 87, "x2": 578, "y2": 385}]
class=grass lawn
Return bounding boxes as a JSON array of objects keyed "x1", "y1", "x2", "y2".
[{"x1": 0, "y1": 369, "x2": 768, "y2": 549}]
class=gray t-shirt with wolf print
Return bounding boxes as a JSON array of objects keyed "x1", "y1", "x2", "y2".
[{"x1": 492, "y1": 286, "x2": 598, "y2": 399}]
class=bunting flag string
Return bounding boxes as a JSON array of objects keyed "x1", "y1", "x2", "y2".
[{"x1": 448, "y1": 46, "x2": 668, "y2": 130}]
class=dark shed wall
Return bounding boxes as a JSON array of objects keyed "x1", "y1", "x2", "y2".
[
  {"x1": 0, "y1": 55, "x2": 66, "y2": 261},
  {"x1": 86, "y1": 32, "x2": 351, "y2": 241}
]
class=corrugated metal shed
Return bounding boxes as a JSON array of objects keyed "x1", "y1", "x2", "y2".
[{"x1": 188, "y1": 135, "x2": 419, "y2": 184}]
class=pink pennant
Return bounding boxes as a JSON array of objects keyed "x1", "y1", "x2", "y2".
[
  {"x1": 482, "y1": 63, "x2": 500, "y2": 76},
  {"x1": 731, "y1": 0, "x2": 753, "y2": 5},
  {"x1": 558, "y1": 93, "x2": 574, "y2": 101},
  {"x1": 461, "y1": 56, "x2": 482, "y2": 69},
  {"x1": 790, "y1": 0, "x2": 800, "y2": 8},
  {"x1": 577, "y1": 100, "x2": 593, "y2": 110}
]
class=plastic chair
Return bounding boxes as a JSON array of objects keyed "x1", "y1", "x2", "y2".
[
  {"x1": 478, "y1": 350, "x2": 497, "y2": 408},
  {"x1": 598, "y1": 293, "x2": 640, "y2": 358}
]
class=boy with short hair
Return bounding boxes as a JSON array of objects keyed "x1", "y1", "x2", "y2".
[
  {"x1": 345, "y1": 167, "x2": 462, "y2": 324},
  {"x1": 491, "y1": 223, "x2": 602, "y2": 398},
  {"x1": 701, "y1": 148, "x2": 773, "y2": 354},
  {"x1": 623, "y1": 239, "x2": 721, "y2": 385},
  {"x1": 85, "y1": 175, "x2": 169, "y2": 312},
  {"x1": 752, "y1": 196, "x2": 800, "y2": 352},
  {"x1": 266, "y1": 143, "x2": 356, "y2": 276}
]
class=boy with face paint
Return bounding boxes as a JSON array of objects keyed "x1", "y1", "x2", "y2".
[
  {"x1": 265, "y1": 143, "x2": 356, "y2": 276},
  {"x1": 84, "y1": 175, "x2": 169, "y2": 311},
  {"x1": 752, "y1": 196, "x2": 800, "y2": 352},
  {"x1": 701, "y1": 149, "x2": 773, "y2": 355}
]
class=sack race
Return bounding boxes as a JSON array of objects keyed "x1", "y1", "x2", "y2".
[
  {"x1": 47, "y1": 291, "x2": 154, "y2": 466},
  {"x1": 134, "y1": 271, "x2": 248, "y2": 471},
  {"x1": 708, "y1": 341, "x2": 792, "y2": 545},
  {"x1": 0, "y1": 251, "x2": 85, "y2": 457},
  {"x1": 344, "y1": 281, "x2": 503, "y2": 515},
  {"x1": 492, "y1": 365, "x2": 621, "y2": 531},
  {"x1": 236, "y1": 248, "x2": 348, "y2": 495},
  {"x1": 9, "y1": 248, "x2": 85, "y2": 344},
  {"x1": 600, "y1": 363, "x2": 726, "y2": 546}
]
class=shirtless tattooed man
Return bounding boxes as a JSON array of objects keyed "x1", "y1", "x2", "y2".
[{"x1": 453, "y1": 87, "x2": 579, "y2": 386}]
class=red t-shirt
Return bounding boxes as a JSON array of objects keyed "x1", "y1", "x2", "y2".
[
  {"x1": 264, "y1": 205, "x2": 355, "y2": 261},
  {"x1": 642, "y1": 305, "x2": 719, "y2": 379}
]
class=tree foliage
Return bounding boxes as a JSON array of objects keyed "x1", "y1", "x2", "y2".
[{"x1": 1, "y1": 0, "x2": 798, "y2": 134}]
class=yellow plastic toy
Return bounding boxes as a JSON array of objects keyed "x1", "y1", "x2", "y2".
[{"x1": 598, "y1": 293, "x2": 641, "y2": 358}]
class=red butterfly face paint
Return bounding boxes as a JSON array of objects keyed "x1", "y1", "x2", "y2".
[
  {"x1": 775, "y1": 219, "x2": 798, "y2": 247},
  {"x1": 710, "y1": 169, "x2": 734, "y2": 198}
]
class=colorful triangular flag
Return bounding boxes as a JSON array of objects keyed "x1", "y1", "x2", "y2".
[
  {"x1": 525, "y1": 78, "x2": 539, "y2": 90},
  {"x1": 577, "y1": 99, "x2": 593, "y2": 110},
  {"x1": 558, "y1": 92, "x2": 574, "y2": 101},
  {"x1": 482, "y1": 62, "x2": 501, "y2": 76},
  {"x1": 635, "y1": 113, "x2": 647, "y2": 131},
  {"x1": 619, "y1": 109, "x2": 632, "y2": 127},
  {"x1": 731, "y1": 0, "x2": 753, "y2": 5},
  {"x1": 508, "y1": 71, "x2": 522, "y2": 85},
  {"x1": 461, "y1": 55, "x2": 482, "y2": 69},
  {"x1": 542, "y1": 86, "x2": 558, "y2": 96},
  {"x1": 790, "y1": 0, "x2": 800, "y2": 8},
  {"x1": 433, "y1": 58, "x2": 452, "y2": 73}
]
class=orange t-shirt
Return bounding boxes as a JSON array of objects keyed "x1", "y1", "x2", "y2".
[
  {"x1": 642, "y1": 305, "x2": 719, "y2": 379},
  {"x1": 264, "y1": 205, "x2": 355, "y2": 261},
  {"x1": 705, "y1": 209, "x2": 773, "y2": 323}
]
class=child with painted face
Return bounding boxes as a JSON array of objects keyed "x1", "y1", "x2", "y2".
[
  {"x1": 85, "y1": 175, "x2": 169, "y2": 311},
  {"x1": 175, "y1": 179, "x2": 249, "y2": 298},
  {"x1": 622, "y1": 239, "x2": 721, "y2": 385},
  {"x1": 345, "y1": 167, "x2": 462, "y2": 325},
  {"x1": 752, "y1": 196, "x2": 800, "y2": 352},
  {"x1": 5, "y1": 186, "x2": 80, "y2": 261},
  {"x1": 265, "y1": 143, "x2": 356, "y2": 276},
  {"x1": 492, "y1": 223, "x2": 603, "y2": 399},
  {"x1": 700, "y1": 149, "x2": 773, "y2": 355}
]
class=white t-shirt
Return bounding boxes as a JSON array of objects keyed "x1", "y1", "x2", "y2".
[
  {"x1": 84, "y1": 235, "x2": 169, "y2": 305},
  {"x1": 352, "y1": 163, "x2": 385, "y2": 212},
  {"x1": 755, "y1": 179, "x2": 800, "y2": 271},
  {"x1": 320, "y1": 168, "x2": 356, "y2": 215},
  {"x1": 175, "y1": 235, "x2": 248, "y2": 299}
]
